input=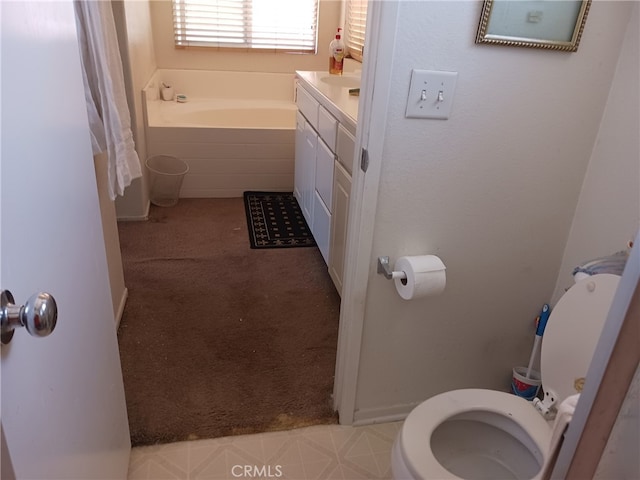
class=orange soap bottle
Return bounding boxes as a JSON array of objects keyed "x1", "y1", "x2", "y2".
[{"x1": 329, "y1": 28, "x2": 345, "y2": 75}]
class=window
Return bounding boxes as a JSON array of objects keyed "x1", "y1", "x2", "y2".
[
  {"x1": 173, "y1": 0, "x2": 318, "y2": 53},
  {"x1": 345, "y1": 0, "x2": 367, "y2": 61}
]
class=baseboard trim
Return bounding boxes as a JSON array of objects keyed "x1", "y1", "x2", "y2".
[
  {"x1": 115, "y1": 287, "x2": 128, "y2": 329},
  {"x1": 351, "y1": 402, "x2": 419, "y2": 426}
]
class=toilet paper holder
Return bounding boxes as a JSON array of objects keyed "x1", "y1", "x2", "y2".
[{"x1": 377, "y1": 256, "x2": 407, "y2": 281}]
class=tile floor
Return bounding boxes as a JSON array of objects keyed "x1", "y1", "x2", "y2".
[{"x1": 127, "y1": 422, "x2": 402, "y2": 480}]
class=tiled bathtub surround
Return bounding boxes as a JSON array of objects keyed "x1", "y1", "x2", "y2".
[{"x1": 128, "y1": 422, "x2": 401, "y2": 479}]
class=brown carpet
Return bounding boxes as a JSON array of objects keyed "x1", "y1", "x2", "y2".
[{"x1": 117, "y1": 198, "x2": 340, "y2": 446}]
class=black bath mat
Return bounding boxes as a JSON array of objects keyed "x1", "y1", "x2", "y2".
[{"x1": 243, "y1": 191, "x2": 316, "y2": 249}]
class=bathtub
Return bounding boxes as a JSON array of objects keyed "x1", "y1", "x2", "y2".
[{"x1": 143, "y1": 69, "x2": 297, "y2": 198}]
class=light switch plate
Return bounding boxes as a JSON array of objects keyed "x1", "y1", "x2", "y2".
[{"x1": 405, "y1": 69, "x2": 458, "y2": 120}]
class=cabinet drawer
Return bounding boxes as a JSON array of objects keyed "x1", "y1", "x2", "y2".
[
  {"x1": 315, "y1": 139, "x2": 334, "y2": 214},
  {"x1": 296, "y1": 83, "x2": 319, "y2": 130},
  {"x1": 336, "y1": 124, "x2": 356, "y2": 176},
  {"x1": 318, "y1": 106, "x2": 337, "y2": 152},
  {"x1": 312, "y1": 190, "x2": 331, "y2": 265}
]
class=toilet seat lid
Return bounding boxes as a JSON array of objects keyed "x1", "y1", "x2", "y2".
[{"x1": 541, "y1": 274, "x2": 619, "y2": 404}]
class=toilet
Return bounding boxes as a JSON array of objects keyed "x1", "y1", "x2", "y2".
[{"x1": 391, "y1": 273, "x2": 620, "y2": 480}]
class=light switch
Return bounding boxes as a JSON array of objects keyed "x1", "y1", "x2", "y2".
[{"x1": 405, "y1": 69, "x2": 458, "y2": 120}]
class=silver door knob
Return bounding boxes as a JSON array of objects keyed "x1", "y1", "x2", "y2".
[{"x1": 1, "y1": 290, "x2": 58, "y2": 344}]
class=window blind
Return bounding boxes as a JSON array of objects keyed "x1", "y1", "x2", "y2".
[
  {"x1": 173, "y1": 0, "x2": 318, "y2": 52},
  {"x1": 345, "y1": 0, "x2": 367, "y2": 61}
]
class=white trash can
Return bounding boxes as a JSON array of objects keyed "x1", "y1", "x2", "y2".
[{"x1": 146, "y1": 155, "x2": 189, "y2": 207}]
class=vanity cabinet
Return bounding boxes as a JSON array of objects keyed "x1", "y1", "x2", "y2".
[
  {"x1": 294, "y1": 83, "x2": 337, "y2": 264},
  {"x1": 294, "y1": 76, "x2": 358, "y2": 295}
]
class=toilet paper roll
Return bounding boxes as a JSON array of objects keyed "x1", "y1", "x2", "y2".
[
  {"x1": 161, "y1": 86, "x2": 174, "y2": 101},
  {"x1": 393, "y1": 255, "x2": 446, "y2": 300}
]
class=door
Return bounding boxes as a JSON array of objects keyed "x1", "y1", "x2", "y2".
[{"x1": 1, "y1": 1, "x2": 131, "y2": 478}]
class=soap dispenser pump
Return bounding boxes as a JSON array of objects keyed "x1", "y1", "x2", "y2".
[{"x1": 329, "y1": 28, "x2": 345, "y2": 75}]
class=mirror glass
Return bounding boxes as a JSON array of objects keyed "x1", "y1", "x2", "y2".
[{"x1": 476, "y1": 0, "x2": 591, "y2": 52}]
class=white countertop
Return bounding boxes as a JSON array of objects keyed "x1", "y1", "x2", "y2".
[{"x1": 295, "y1": 70, "x2": 360, "y2": 134}]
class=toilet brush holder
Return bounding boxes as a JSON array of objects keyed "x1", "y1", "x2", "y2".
[{"x1": 511, "y1": 366, "x2": 541, "y2": 401}]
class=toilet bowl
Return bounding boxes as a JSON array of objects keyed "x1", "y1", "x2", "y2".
[{"x1": 391, "y1": 274, "x2": 620, "y2": 480}]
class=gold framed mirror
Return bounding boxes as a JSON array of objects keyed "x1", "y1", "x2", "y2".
[{"x1": 476, "y1": 0, "x2": 591, "y2": 52}]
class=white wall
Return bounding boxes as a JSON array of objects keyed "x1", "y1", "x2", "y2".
[
  {"x1": 114, "y1": 0, "x2": 158, "y2": 220},
  {"x1": 552, "y1": 3, "x2": 639, "y2": 302},
  {"x1": 150, "y1": 0, "x2": 342, "y2": 73},
  {"x1": 352, "y1": 0, "x2": 634, "y2": 420}
]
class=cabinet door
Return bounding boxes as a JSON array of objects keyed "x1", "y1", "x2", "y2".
[
  {"x1": 316, "y1": 138, "x2": 335, "y2": 214},
  {"x1": 301, "y1": 120, "x2": 318, "y2": 226},
  {"x1": 294, "y1": 112, "x2": 317, "y2": 226},
  {"x1": 312, "y1": 190, "x2": 331, "y2": 265},
  {"x1": 329, "y1": 161, "x2": 352, "y2": 295},
  {"x1": 294, "y1": 111, "x2": 305, "y2": 205}
]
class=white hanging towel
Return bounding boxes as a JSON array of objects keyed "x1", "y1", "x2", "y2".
[{"x1": 74, "y1": 0, "x2": 142, "y2": 200}]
